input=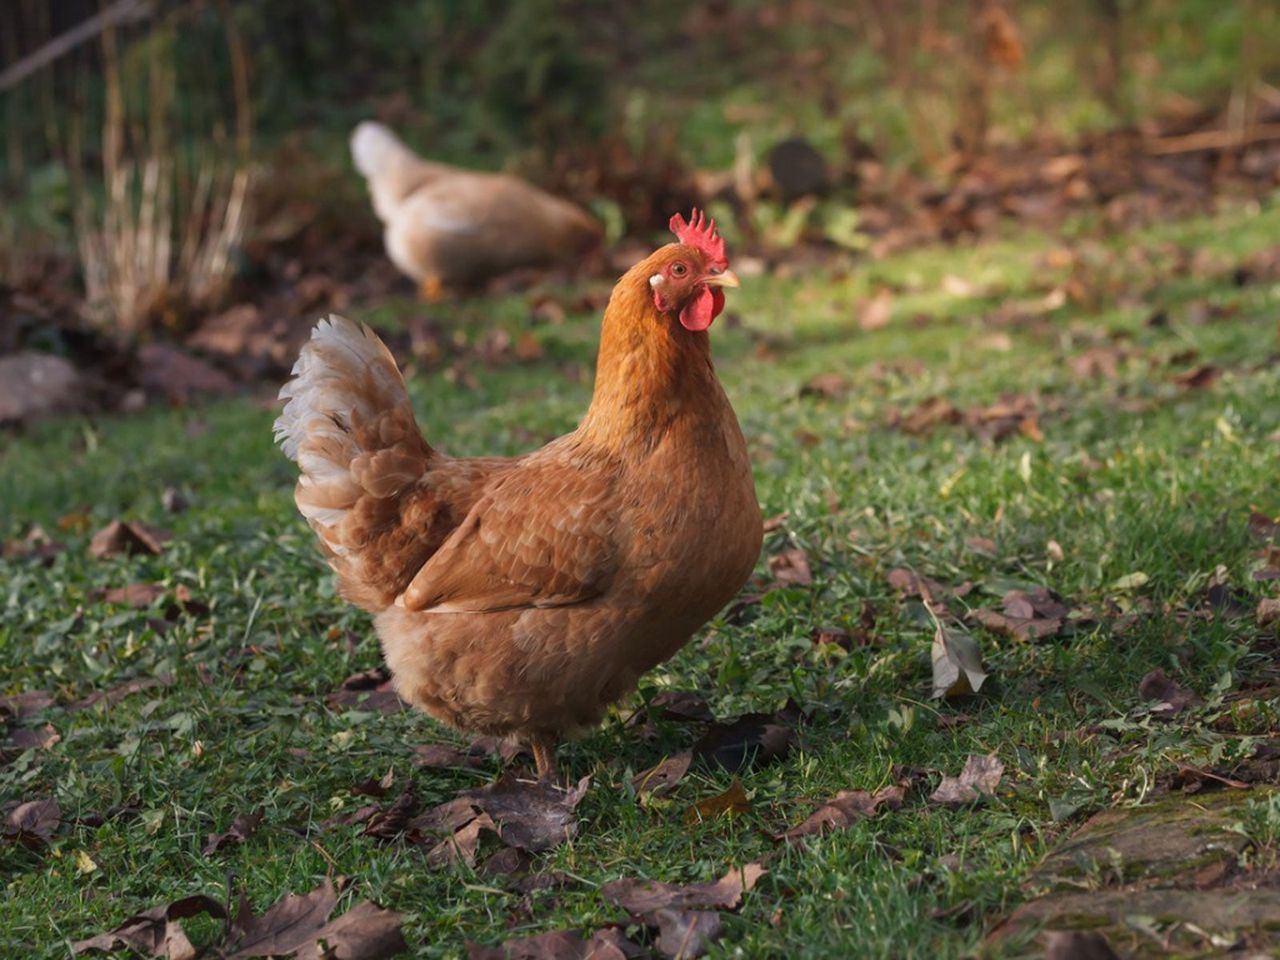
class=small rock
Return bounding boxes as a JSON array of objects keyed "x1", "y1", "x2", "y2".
[{"x1": 0, "y1": 352, "x2": 82, "y2": 423}]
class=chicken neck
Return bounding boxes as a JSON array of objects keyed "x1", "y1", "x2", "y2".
[{"x1": 577, "y1": 271, "x2": 721, "y2": 457}]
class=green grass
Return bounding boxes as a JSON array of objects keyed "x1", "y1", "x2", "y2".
[{"x1": 2, "y1": 200, "x2": 1280, "y2": 958}]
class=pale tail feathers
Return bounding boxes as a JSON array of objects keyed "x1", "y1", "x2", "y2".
[{"x1": 274, "y1": 315, "x2": 430, "y2": 562}]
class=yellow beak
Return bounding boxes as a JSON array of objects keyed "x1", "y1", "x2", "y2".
[{"x1": 703, "y1": 268, "x2": 740, "y2": 289}]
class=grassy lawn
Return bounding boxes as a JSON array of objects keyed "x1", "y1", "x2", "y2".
[{"x1": 2, "y1": 200, "x2": 1279, "y2": 958}]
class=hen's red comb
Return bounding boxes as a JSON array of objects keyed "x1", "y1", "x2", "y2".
[{"x1": 669, "y1": 209, "x2": 727, "y2": 269}]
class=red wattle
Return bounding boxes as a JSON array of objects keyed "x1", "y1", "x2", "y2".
[{"x1": 679, "y1": 287, "x2": 719, "y2": 331}]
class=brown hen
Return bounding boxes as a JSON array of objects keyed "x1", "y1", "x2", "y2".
[{"x1": 274, "y1": 212, "x2": 761, "y2": 779}]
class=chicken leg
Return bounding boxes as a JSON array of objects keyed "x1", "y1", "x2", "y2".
[{"x1": 530, "y1": 736, "x2": 559, "y2": 784}]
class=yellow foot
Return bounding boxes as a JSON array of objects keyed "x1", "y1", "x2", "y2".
[
  {"x1": 419, "y1": 275, "x2": 446, "y2": 303},
  {"x1": 530, "y1": 737, "x2": 560, "y2": 785}
]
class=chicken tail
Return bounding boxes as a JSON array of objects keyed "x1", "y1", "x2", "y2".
[{"x1": 274, "y1": 315, "x2": 434, "y2": 611}]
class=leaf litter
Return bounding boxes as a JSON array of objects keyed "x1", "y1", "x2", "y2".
[
  {"x1": 74, "y1": 880, "x2": 407, "y2": 960},
  {"x1": 929, "y1": 753, "x2": 1005, "y2": 807},
  {"x1": 780, "y1": 784, "x2": 906, "y2": 841}
]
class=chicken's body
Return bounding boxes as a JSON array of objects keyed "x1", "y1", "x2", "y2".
[
  {"x1": 275, "y1": 214, "x2": 759, "y2": 777},
  {"x1": 351, "y1": 122, "x2": 601, "y2": 292}
]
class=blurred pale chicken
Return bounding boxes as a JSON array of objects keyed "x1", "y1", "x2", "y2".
[{"x1": 350, "y1": 121, "x2": 602, "y2": 297}]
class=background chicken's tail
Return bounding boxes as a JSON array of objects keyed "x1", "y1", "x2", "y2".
[{"x1": 274, "y1": 315, "x2": 434, "y2": 611}]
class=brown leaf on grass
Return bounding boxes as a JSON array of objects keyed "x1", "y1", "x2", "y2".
[
  {"x1": 412, "y1": 743, "x2": 488, "y2": 771},
  {"x1": 1043, "y1": 929, "x2": 1120, "y2": 960},
  {"x1": 799, "y1": 372, "x2": 849, "y2": 399},
  {"x1": 72, "y1": 894, "x2": 227, "y2": 959},
  {"x1": 810, "y1": 626, "x2": 854, "y2": 650},
  {"x1": 88, "y1": 520, "x2": 171, "y2": 558},
  {"x1": 601, "y1": 863, "x2": 765, "y2": 914},
  {"x1": 363, "y1": 790, "x2": 418, "y2": 841},
  {"x1": 781, "y1": 784, "x2": 905, "y2": 841},
  {"x1": 965, "y1": 395, "x2": 1042, "y2": 443},
  {"x1": 632, "y1": 751, "x2": 692, "y2": 798},
  {"x1": 887, "y1": 396, "x2": 961, "y2": 435},
  {"x1": 6, "y1": 722, "x2": 60, "y2": 752},
  {"x1": 931, "y1": 624, "x2": 988, "y2": 699},
  {"x1": 479, "y1": 846, "x2": 532, "y2": 880},
  {"x1": 292, "y1": 900, "x2": 408, "y2": 960},
  {"x1": 2, "y1": 525, "x2": 63, "y2": 563},
  {"x1": 971, "y1": 588, "x2": 1071, "y2": 641},
  {"x1": 1170, "y1": 364, "x2": 1220, "y2": 389},
  {"x1": 3, "y1": 798, "x2": 61, "y2": 847},
  {"x1": 424, "y1": 812, "x2": 498, "y2": 869},
  {"x1": 1258, "y1": 597, "x2": 1280, "y2": 627},
  {"x1": 693, "y1": 712, "x2": 796, "y2": 772},
  {"x1": 1248, "y1": 511, "x2": 1279, "y2": 539},
  {"x1": 435, "y1": 774, "x2": 590, "y2": 854},
  {"x1": 327, "y1": 669, "x2": 405, "y2": 714},
  {"x1": 640, "y1": 691, "x2": 715, "y2": 725},
  {"x1": 226, "y1": 880, "x2": 338, "y2": 958},
  {"x1": 761, "y1": 512, "x2": 789, "y2": 533},
  {"x1": 1138, "y1": 668, "x2": 1201, "y2": 718},
  {"x1": 858, "y1": 289, "x2": 894, "y2": 331},
  {"x1": 68, "y1": 675, "x2": 173, "y2": 712},
  {"x1": 352, "y1": 769, "x2": 397, "y2": 798},
  {"x1": 652, "y1": 909, "x2": 722, "y2": 960},
  {"x1": 203, "y1": 809, "x2": 264, "y2": 856},
  {"x1": 887, "y1": 568, "x2": 973, "y2": 608},
  {"x1": 0, "y1": 690, "x2": 53, "y2": 722},
  {"x1": 467, "y1": 927, "x2": 642, "y2": 960},
  {"x1": 930, "y1": 753, "x2": 1004, "y2": 806},
  {"x1": 684, "y1": 779, "x2": 750, "y2": 824},
  {"x1": 767, "y1": 548, "x2": 812, "y2": 586},
  {"x1": 99, "y1": 583, "x2": 167, "y2": 608}
]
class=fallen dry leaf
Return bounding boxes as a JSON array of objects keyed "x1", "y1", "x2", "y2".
[
  {"x1": 684, "y1": 779, "x2": 750, "y2": 824},
  {"x1": 88, "y1": 520, "x2": 171, "y2": 559},
  {"x1": 887, "y1": 396, "x2": 961, "y2": 435},
  {"x1": 2, "y1": 525, "x2": 63, "y2": 563},
  {"x1": 226, "y1": 880, "x2": 338, "y2": 958},
  {"x1": 693, "y1": 711, "x2": 796, "y2": 772},
  {"x1": 652, "y1": 909, "x2": 722, "y2": 960},
  {"x1": 930, "y1": 753, "x2": 1004, "y2": 806},
  {"x1": 327, "y1": 669, "x2": 405, "y2": 714},
  {"x1": 767, "y1": 548, "x2": 813, "y2": 586},
  {"x1": 971, "y1": 587, "x2": 1072, "y2": 641},
  {"x1": 99, "y1": 583, "x2": 166, "y2": 608},
  {"x1": 799, "y1": 372, "x2": 849, "y2": 399},
  {"x1": 887, "y1": 568, "x2": 972, "y2": 609},
  {"x1": 293, "y1": 900, "x2": 407, "y2": 960},
  {"x1": 425, "y1": 813, "x2": 498, "y2": 869},
  {"x1": 1138, "y1": 669, "x2": 1201, "y2": 718},
  {"x1": 1248, "y1": 511, "x2": 1278, "y2": 540},
  {"x1": 5, "y1": 722, "x2": 60, "y2": 753},
  {"x1": 0, "y1": 690, "x2": 53, "y2": 722},
  {"x1": 73, "y1": 894, "x2": 227, "y2": 959},
  {"x1": 781, "y1": 784, "x2": 905, "y2": 841},
  {"x1": 68, "y1": 676, "x2": 173, "y2": 712},
  {"x1": 1258, "y1": 597, "x2": 1280, "y2": 627},
  {"x1": 1043, "y1": 929, "x2": 1120, "y2": 960},
  {"x1": 1170, "y1": 364, "x2": 1220, "y2": 389},
  {"x1": 412, "y1": 743, "x2": 488, "y2": 771},
  {"x1": 641, "y1": 691, "x2": 715, "y2": 725},
  {"x1": 931, "y1": 623, "x2": 988, "y2": 699},
  {"x1": 413, "y1": 774, "x2": 590, "y2": 858},
  {"x1": 4, "y1": 798, "x2": 61, "y2": 847},
  {"x1": 601, "y1": 863, "x2": 765, "y2": 914},
  {"x1": 858, "y1": 289, "x2": 894, "y2": 331},
  {"x1": 632, "y1": 752, "x2": 692, "y2": 798},
  {"x1": 203, "y1": 809, "x2": 264, "y2": 856},
  {"x1": 467, "y1": 926, "x2": 641, "y2": 960}
]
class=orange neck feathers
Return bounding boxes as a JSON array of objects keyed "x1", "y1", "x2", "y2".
[{"x1": 578, "y1": 258, "x2": 716, "y2": 455}]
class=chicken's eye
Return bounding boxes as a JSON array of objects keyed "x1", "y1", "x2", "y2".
[{"x1": 670, "y1": 262, "x2": 689, "y2": 278}]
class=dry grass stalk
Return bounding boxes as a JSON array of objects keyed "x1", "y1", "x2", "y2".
[{"x1": 73, "y1": 6, "x2": 253, "y2": 338}]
